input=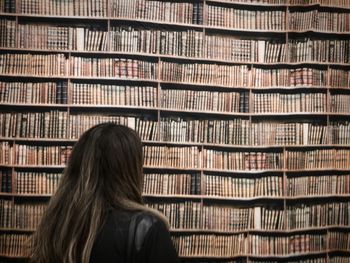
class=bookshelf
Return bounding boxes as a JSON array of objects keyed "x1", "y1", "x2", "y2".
[{"x1": 1, "y1": 0, "x2": 350, "y2": 262}]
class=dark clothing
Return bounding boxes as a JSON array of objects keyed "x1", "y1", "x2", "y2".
[{"x1": 89, "y1": 208, "x2": 180, "y2": 263}]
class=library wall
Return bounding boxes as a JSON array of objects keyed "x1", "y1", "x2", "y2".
[{"x1": 1, "y1": 0, "x2": 350, "y2": 262}]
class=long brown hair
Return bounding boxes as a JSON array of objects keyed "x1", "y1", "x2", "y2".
[{"x1": 31, "y1": 123, "x2": 167, "y2": 263}]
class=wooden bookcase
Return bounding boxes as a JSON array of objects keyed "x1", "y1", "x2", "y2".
[{"x1": 1, "y1": 0, "x2": 350, "y2": 262}]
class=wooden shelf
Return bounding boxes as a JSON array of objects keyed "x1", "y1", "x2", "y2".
[{"x1": 1, "y1": 2, "x2": 350, "y2": 261}]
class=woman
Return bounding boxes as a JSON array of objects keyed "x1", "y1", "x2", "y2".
[{"x1": 30, "y1": 123, "x2": 179, "y2": 263}]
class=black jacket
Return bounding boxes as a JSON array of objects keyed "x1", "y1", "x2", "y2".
[{"x1": 89, "y1": 208, "x2": 180, "y2": 263}]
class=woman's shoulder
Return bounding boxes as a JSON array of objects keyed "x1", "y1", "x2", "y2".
[
  {"x1": 108, "y1": 208, "x2": 166, "y2": 236},
  {"x1": 109, "y1": 208, "x2": 168, "y2": 254},
  {"x1": 109, "y1": 208, "x2": 161, "y2": 223}
]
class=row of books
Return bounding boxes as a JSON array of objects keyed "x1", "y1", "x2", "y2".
[
  {"x1": 0, "y1": 0, "x2": 15, "y2": 13},
  {"x1": 329, "y1": 232, "x2": 350, "y2": 250},
  {"x1": 148, "y1": 147, "x2": 285, "y2": 170},
  {"x1": 203, "y1": 174, "x2": 283, "y2": 198},
  {"x1": 251, "y1": 68, "x2": 327, "y2": 87},
  {"x1": 208, "y1": 8, "x2": 350, "y2": 33},
  {"x1": 161, "y1": 89, "x2": 249, "y2": 113},
  {"x1": 186, "y1": 90, "x2": 350, "y2": 114},
  {"x1": 3, "y1": 20, "x2": 350, "y2": 65},
  {"x1": 70, "y1": 57, "x2": 158, "y2": 79},
  {"x1": 1, "y1": 200, "x2": 348, "y2": 232},
  {"x1": 159, "y1": 118, "x2": 250, "y2": 145},
  {"x1": 250, "y1": 122, "x2": 328, "y2": 146},
  {"x1": 289, "y1": 11, "x2": 350, "y2": 32},
  {"x1": 202, "y1": 205, "x2": 251, "y2": 231},
  {"x1": 0, "y1": 142, "x2": 72, "y2": 166},
  {"x1": 254, "y1": 68, "x2": 350, "y2": 88},
  {"x1": 0, "y1": 54, "x2": 158, "y2": 79},
  {"x1": 248, "y1": 233, "x2": 325, "y2": 255},
  {"x1": 111, "y1": 0, "x2": 203, "y2": 25},
  {"x1": 254, "y1": 207, "x2": 284, "y2": 230},
  {"x1": 331, "y1": 122, "x2": 350, "y2": 145},
  {"x1": 142, "y1": 173, "x2": 200, "y2": 196},
  {"x1": 0, "y1": 111, "x2": 68, "y2": 139},
  {"x1": 18, "y1": 24, "x2": 108, "y2": 51},
  {"x1": 110, "y1": 27, "x2": 287, "y2": 63},
  {"x1": 285, "y1": 149, "x2": 350, "y2": 169},
  {"x1": 287, "y1": 202, "x2": 350, "y2": 229},
  {"x1": 0, "y1": 112, "x2": 138, "y2": 139},
  {"x1": 205, "y1": 36, "x2": 285, "y2": 63},
  {"x1": 0, "y1": 200, "x2": 45, "y2": 229},
  {"x1": 331, "y1": 94, "x2": 350, "y2": 113},
  {"x1": 173, "y1": 233, "x2": 349, "y2": 256},
  {"x1": 204, "y1": 175, "x2": 282, "y2": 198},
  {"x1": 3, "y1": 82, "x2": 350, "y2": 114},
  {"x1": 249, "y1": 258, "x2": 349, "y2": 263},
  {"x1": 0, "y1": 82, "x2": 68, "y2": 105},
  {"x1": 16, "y1": 172, "x2": 61, "y2": 195},
  {"x1": 217, "y1": 0, "x2": 287, "y2": 4},
  {"x1": 19, "y1": 0, "x2": 108, "y2": 16},
  {"x1": 110, "y1": 27, "x2": 204, "y2": 58},
  {"x1": 143, "y1": 146, "x2": 200, "y2": 169},
  {"x1": 252, "y1": 92, "x2": 327, "y2": 113},
  {"x1": 15, "y1": 22, "x2": 72, "y2": 49},
  {"x1": 0, "y1": 19, "x2": 15, "y2": 48},
  {"x1": 329, "y1": 69, "x2": 350, "y2": 87},
  {"x1": 330, "y1": 257, "x2": 350, "y2": 263},
  {"x1": 289, "y1": 39, "x2": 350, "y2": 63},
  {"x1": 3, "y1": 87, "x2": 350, "y2": 116},
  {"x1": 207, "y1": 6, "x2": 285, "y2": 30},
  {"x1": 172, "y1": 234, "x2": 245, "y2": 256},
  {"x1": 72, "y1": 84, "x2": 157, "y2": 107},
  {"x1": 68, "y1": 115, "x2": 158, "y2": 140},
  {"x1": 3, "y1": 170, "x2": 350, "y2": 197},
  {"x1": 286, "y1": 174, "x2": 350, "y2": 196},
  {"x1": 0, "y1": 169, "x2": 11, "y2": 193},
  {"x1": 291, "y1": 0, "x2": 350, "y2": 6},
  {"x1": 161, "y1": 62, "x2": 249, "y2": 87},
  {"x1": 71, "y1": 27, "x2": 107, "y2": 51},
  {"x1": 0, "y1": 233, "x2": 348, "y2": 259},
  {"x1": 0, "y1": 53, "x2": 67, "y2": 76},
  {"x1": 147, "y1": 202, "x2": 201, "y2": 229},
  {"x1": 203, "y1": 150, "x2": 283, "y2": 170},
  {"x1": 0, "y1": 234, "x2": 30, "y2": 257},
  {"x1": 2, "y1": 142, "x2": 350, "y2": 170},
  {"x1": 3, "y1": 0, "x2": 350, "y2": 16},
  {"x1": 2, "y1": 53, "x2": 350, "y2": 87}
]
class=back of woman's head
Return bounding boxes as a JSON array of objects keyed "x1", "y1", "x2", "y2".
[
  {"x1": 31, "y1": 123, "x2": 144, "y2": 263},
  {"x1": 66, "y1": 123, "x2": 144, "y2": 206}
]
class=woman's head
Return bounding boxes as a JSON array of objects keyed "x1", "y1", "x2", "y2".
[
  {"x1": 66, "y1": 123, "x2": 144, "y2": 206},
  {"x1": 31, "y1": 123, "x2": 145, "y2": 263}
]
